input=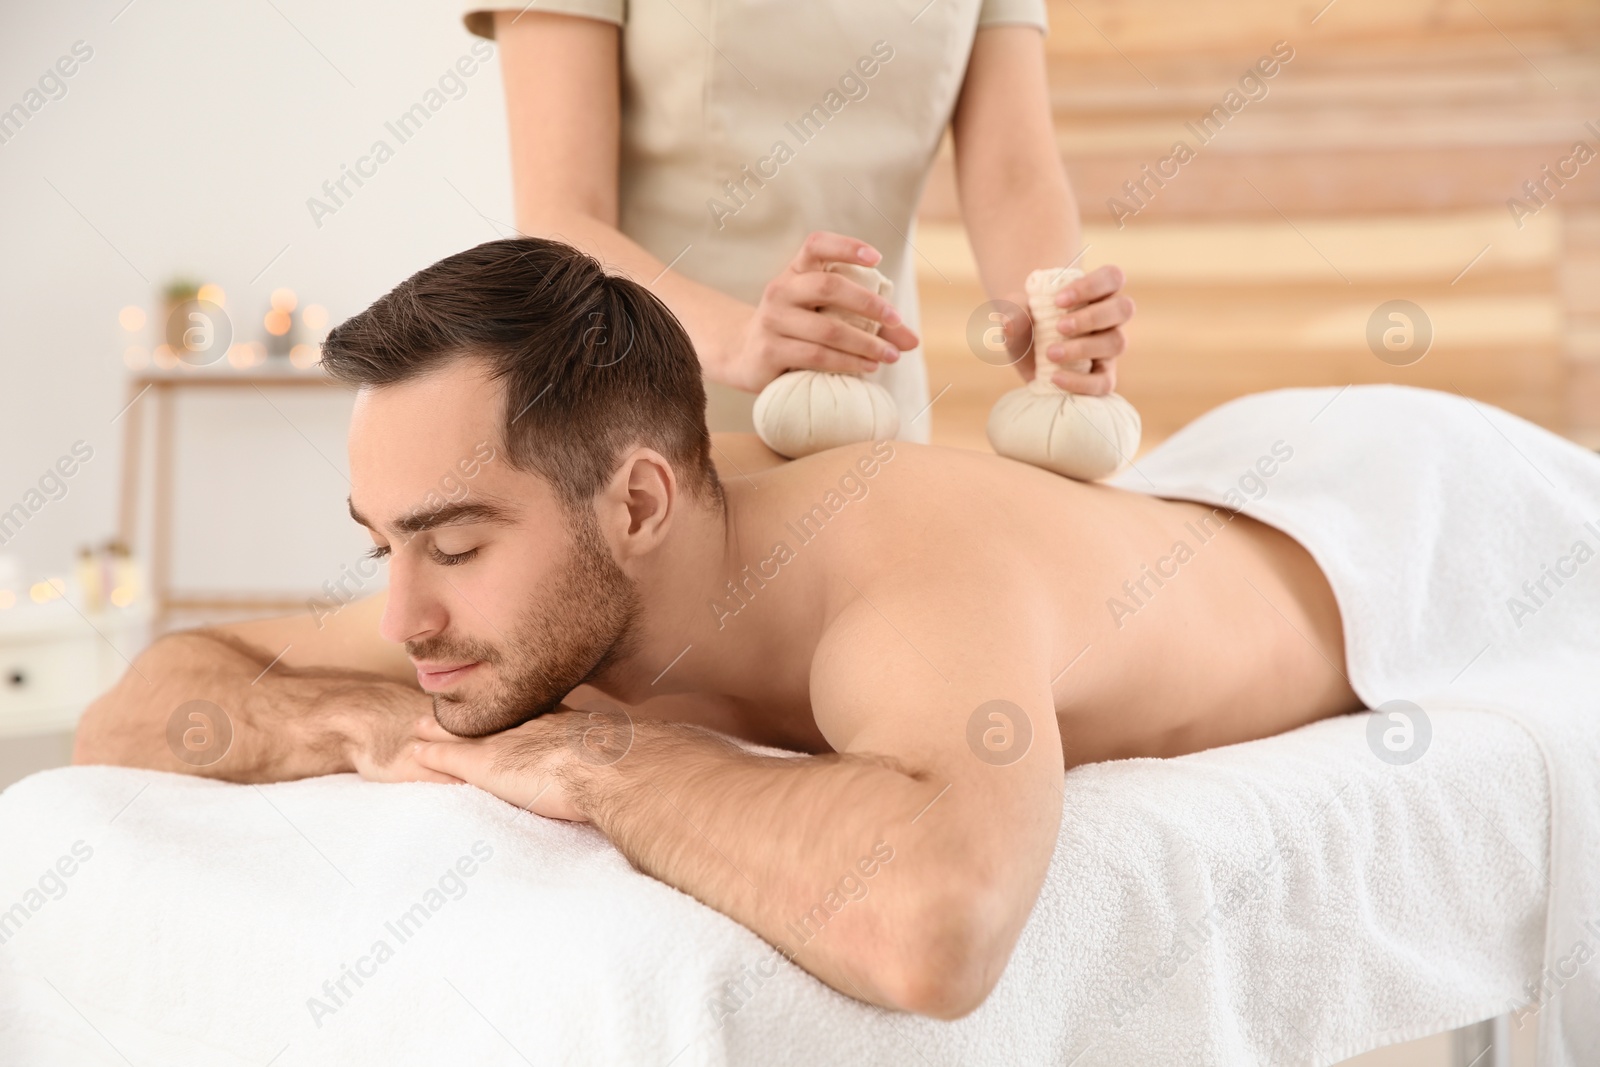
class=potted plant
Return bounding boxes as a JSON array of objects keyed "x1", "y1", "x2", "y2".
[{"x1": 161, "y1": 278, "x2": 201, "y2": 352}]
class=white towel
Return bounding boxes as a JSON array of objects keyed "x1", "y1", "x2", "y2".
[
  {"x1": 0, "y1": 384, "x2": 1591, "y2": 1066},
  {"x1": 0, "y1": 711, "x2": 1552, "y2": 1066},
  {"x1": 1111, "y1": 384, "x2": 1600, "y2": 1066}
]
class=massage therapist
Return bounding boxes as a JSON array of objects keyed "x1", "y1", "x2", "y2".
[{"x1": 459, "y1": 0, "x2": 1134, "y2": 438}]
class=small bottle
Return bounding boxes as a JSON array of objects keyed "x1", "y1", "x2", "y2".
[
  {"x1": 76, "y1": 545, "x2": 104, "y2": 613},
  {"x1": 98, "y1": 541, "x2": 117, "y2": 605},
  {"x1": 108, "y1": 540, "x2": 140, "y2": 609}
]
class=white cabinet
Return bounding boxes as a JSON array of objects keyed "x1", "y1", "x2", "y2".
[{"x1": 0, "y1": 604, "x2": 151, "y2": 739}]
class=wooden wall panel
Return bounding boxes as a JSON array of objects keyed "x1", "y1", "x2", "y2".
[{"x1": 915, "y1": 1, "x2": 1600, "y2": 449}]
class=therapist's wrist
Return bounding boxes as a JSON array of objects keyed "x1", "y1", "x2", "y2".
[
  {"x1": 993, "y1": 288, "x2": 1034, "y2": 374},
  {"x1": 706, "y1": 304, "x2": 775, "y2": 393},
  {"x1": 999, "y1": 288, "x2": 1030, "y2": 320}
]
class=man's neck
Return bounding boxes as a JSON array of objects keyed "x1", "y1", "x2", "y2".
[{"x1": 588, "y1": 476, "x2": 797, "y2": 706}]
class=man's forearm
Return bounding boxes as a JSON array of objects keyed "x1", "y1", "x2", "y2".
[
  {"x1": 73, "y1": 630, "x2": 429, "y2": 783},
  {"x1": 559, "y1": 723, "x2": 1005, "y2": 1017}
]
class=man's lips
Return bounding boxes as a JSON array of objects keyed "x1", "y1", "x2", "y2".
[{"x1": 414, "y1": 661, "x2": 481, "y2": 691}]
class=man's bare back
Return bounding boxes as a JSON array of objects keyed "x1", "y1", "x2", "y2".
[{"x1": 639, "y1": 433, "x2": 1357, "y2": 766}]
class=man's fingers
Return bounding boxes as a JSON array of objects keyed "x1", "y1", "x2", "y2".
[
  {"x1": 413, "y1": 740, "x2": 482, "y2": 782},
  {"x1": 1055, "y1": 264, "x2": 1126, "y2": 311},
  {"x1": 408, "y1": 766, "x2": 467, "y2": 785},
  {"x1": 790, "y1": 231, "x2": 882, "y2": 275},
  {"x1": 414, "y1": 716, "x2": 458, "y2": 742}
]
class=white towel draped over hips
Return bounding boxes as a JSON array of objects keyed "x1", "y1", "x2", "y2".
[{"x1": 1110, "y1": 385, "x2": 1600, "y2": 1067}]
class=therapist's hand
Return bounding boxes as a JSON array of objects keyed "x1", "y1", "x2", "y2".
[
  {"x1": 1003, "y1": 264, "x2": 1134, "y2": 396},
  {"x1": 717, "y1": 231, "x2": 921, "y2": 392}
]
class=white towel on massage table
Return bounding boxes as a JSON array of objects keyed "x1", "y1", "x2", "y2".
[
  {"x1": 0, "y1": 714, "x2": 1552, "y2": 1066},
  {"x1": 0, "y1": 384, "x2": 1593, "y2": 1066}
]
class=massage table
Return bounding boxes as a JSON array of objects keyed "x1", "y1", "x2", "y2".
[{"x1": 1, "y1": 386, "x2": 1594, "y2": 1065}]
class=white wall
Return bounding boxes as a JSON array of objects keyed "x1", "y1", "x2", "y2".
[{"x1": 0, "y1": 0, "x2": 515, "y2": 595}]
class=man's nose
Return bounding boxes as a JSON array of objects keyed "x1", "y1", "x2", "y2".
[{"x1": 378, "y1": 555, "x2": 445, "y2": 646}]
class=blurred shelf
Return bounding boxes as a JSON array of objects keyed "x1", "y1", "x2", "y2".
[
  {"x1": 0, "y1": 599, "x2": 152, "y2": 739},
  {"x1": 116, "y1": 366, "x2": 347, "y2": 629}
]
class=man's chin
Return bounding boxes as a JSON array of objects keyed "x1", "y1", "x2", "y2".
[{"x1": 432, "y1": 694, "x2": 548, "y2": 738}]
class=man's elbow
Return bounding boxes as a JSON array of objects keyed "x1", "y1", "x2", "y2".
[
  {"x1": 72, "y1": 677, "x2": 145, "y2": 767},
  {"x1": 880, "y1": 878, "x2": 1017, "y2": 1020},
  {"x1": 71, "y1": 635, "x2": 188, "y2": 768},
  {"x1": 71, "y1": 707, "x2": 104, "y2": 764}
]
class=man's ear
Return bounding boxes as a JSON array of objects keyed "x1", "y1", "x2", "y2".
[{"x1": 598, "y1": 447, "x2": 678, "y2": 559}]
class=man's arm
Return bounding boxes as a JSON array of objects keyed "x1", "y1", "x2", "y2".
[
  {"x1": 414, "y1": 572, "x2": 1065, "y2": 1017},
  {"x1": 73, "y1": 591, "x2": 448, "y2": 783},
  {"x1": 950, "y1": 25, "x2": 1132, "y2": 391}
]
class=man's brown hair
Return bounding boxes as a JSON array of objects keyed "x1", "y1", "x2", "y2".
[{"x1": 320, "y1": 237, "x2": 722, "y2": 510}]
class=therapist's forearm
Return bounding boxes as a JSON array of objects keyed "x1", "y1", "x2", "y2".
[
  {"x1": 516, "y1": 205, "x2": 752, "y2": 378},
  {"x1": 953, "y1": 84, "x2": 1083, "y2": 306},
  {"x1": 494, "y1": 9, "x2": 752, "y2": 375},
  {"x1": 961, "y1": 170, "x2": 1082, "y2": 305},
  {"x1": 950, "y1": 25, "x2": 1083, "y2": 303}
]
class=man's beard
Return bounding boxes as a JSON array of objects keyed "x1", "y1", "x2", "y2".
[{"x1": 409, "y1": 507, "x2": 642, "y2": 738}]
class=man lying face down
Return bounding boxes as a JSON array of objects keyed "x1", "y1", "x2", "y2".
[{"x1": 75, "y1": 237, "x2": 1360, "y2": 1018}]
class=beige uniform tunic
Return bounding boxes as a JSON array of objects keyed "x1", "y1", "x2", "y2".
[{"x1": 462, "y1": 0, "x2": 1048, "y2": 437}]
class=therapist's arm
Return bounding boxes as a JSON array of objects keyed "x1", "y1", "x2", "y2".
[
  {"x1": 492, "y1": 11, "x2": 916, "y2": 391},
  {"x1": 950, "y1": 25, "x2": 1134, "y2": 394}
]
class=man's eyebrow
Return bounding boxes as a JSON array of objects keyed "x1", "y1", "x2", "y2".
[{"x1": 346, "y1": 496, "x2": 519, "y2": 536}]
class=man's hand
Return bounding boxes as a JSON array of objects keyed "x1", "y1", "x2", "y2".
[
  {"x1": 411, "y1": 711, "x2": 593, "y2": 820},
  {"x1": 1003, "y1": 264, "x2": 1134, "y2": 395},
  {"x1": 344, "y1": 709, "x2": 464, "y2": 786}
]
